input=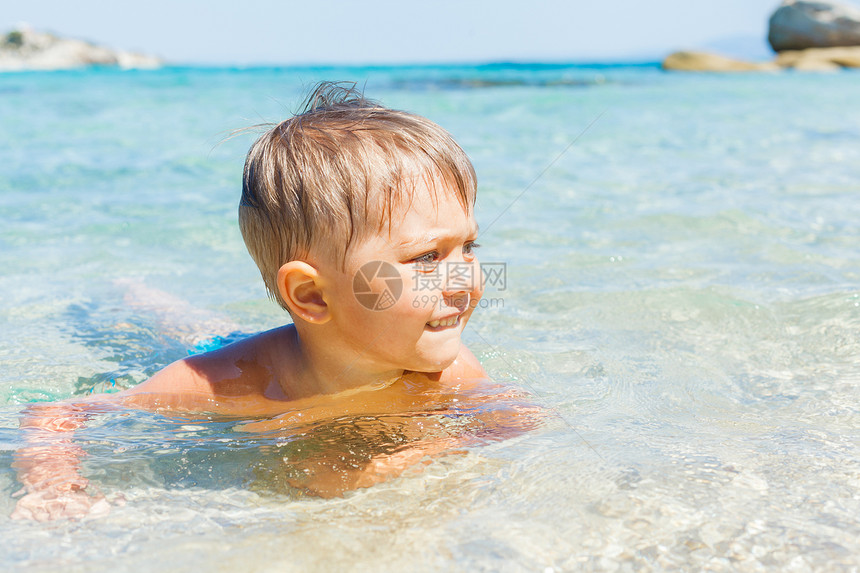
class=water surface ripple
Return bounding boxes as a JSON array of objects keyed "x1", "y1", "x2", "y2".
[{"x1": 1, "y1": 64, "x2": 859, "y2": 572}]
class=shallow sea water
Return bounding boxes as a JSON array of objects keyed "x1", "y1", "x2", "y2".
[{"x1": 1, "y1": 64, "x2": 859, "y2": 571}]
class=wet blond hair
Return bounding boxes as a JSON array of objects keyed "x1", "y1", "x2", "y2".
[{"x1": 239, "y1": 82, "x2": 477, "y2": 311}]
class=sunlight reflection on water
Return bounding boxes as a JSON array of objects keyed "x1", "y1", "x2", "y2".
[{"x1": 1, "y1": 64, "x2": 859, "y2": 571}]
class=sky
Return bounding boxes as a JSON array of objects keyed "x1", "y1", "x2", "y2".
[{"x1": 1, "y1": 0, "x2": 802, "y2": 65}]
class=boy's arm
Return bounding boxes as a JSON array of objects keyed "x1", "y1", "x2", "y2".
[
  {"x1": 283, "y1": 416, "x2": 463, "y2": 498},
  {"x1": 11, "y1": 400, "x2": 112, "y2": 521},
  {"x1": 10, "y1": 354, "x2": 227, "y2": 521}
]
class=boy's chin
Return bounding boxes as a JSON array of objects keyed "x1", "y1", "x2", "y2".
[{"x1": 407, "y1": 345, "x2": 461, "y2": 373}]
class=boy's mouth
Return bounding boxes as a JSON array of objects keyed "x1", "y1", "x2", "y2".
[{"x1": 426, "y1": 315, "x2": 461, "y2": 329}]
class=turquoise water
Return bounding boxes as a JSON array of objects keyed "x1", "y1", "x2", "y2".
[{"x1": 1, "y1": 64, "x2": 859, "y2": 571}]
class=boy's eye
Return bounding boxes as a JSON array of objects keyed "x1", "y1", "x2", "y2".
[
  {"x1": 411, "y1": 251, "x2": 439, "y2": 271},
  {"x1": 463, "y1": 242, "x2": 481, "y2": 257}
]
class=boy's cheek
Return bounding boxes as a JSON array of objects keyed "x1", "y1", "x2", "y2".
[
  {"x1": 405, "y1": 291, "x2": 440, "y2": 314},
  {"x1": 471, "y1": 277, "x2": 484, "y2": 306}
]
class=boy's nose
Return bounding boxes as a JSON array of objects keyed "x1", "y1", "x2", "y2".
[
  {"x1": 441, "y1": 259, "x2": 479, "y2": 295},
  {"x1": 444, "y1": 290, "x2": 470, "y2": 313}
]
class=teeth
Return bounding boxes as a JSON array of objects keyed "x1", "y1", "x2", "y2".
[{"x1": 428, "y1": 316, "x2": 459, "y2": 328}]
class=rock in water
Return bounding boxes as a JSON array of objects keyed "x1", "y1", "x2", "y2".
[
  {"x1": 774, "y1": 45, "x2": 860, "y2": 68},
  {"x1": 662, "y1": 51, "x2": 779, "y2": 72},
  {"x1": 768, "y1": 0, "x2": 860, "y2": 52},
  {"x1": 0, "y1": 27, "x2": 162, "y2": 71}
]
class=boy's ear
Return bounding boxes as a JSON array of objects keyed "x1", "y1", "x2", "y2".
[{"x1": 276, "y1": 261, "x2": 330, "y2": 324}]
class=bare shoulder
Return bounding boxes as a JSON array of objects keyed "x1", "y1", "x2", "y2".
[
  {"x1": 439, "y1": 344, "x2": 489, "y2": 383},
  {"x1": 121, "y1": 326, "x2": 292, "y2": 404},
  {"x1": 122, "y1": 357, "x2": 211, "y2": 398}
]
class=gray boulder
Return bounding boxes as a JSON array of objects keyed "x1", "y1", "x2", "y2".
[{"x1": 768, "y1": 0, "x2": 860, "y2": 51}]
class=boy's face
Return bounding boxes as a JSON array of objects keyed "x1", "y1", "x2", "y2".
[{"x1": 323, "y1": 178, "x2": 482, "y2": 376}]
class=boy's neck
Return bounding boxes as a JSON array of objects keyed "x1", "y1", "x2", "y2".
[{"x1": 274, "y1": 325, "x2": 404, "y2": 399}]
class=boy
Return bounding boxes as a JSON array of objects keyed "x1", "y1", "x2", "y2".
[{"x1": 12, "y1": 82, "x2": 533, "y2": 521}]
